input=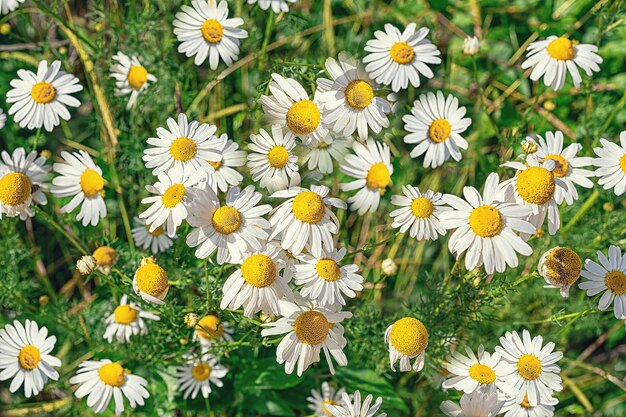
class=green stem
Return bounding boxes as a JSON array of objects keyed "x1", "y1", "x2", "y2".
[
  {"x1": 33, "y1": 128, "x2": 42, "y2": 151},
  {"x1": 258, "y1": 11, "x2": 275, "y2": 72},
  {"x1": 562, "y1": 190, "x2": 599, "y2": 234},
  {"x1": 36, "y1": 208, "x2": 88, "y2": 255},
  {"x1": 107, "y1": 159, "x2": 135, "y2": 251}
]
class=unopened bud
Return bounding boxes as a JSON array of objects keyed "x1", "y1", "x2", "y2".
[{"x1": 76, "y1": 255, "x2": 97, "y2": 275}]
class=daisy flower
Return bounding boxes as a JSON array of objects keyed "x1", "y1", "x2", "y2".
[
  {"x1": 442, "y1": 345, "x2": 515, "y2": 395},
  {"x1": 202, "y1": 134, "x2": 246, "y2": 193},
  {"x1": 440, "y1": 173, "x2": 536, "y2": 274},
  {"x1": 1, "y1": 0, "x2": 24, "y2": 14},
  {"x1": 220, "y1": 243, "x2": 291, "y2": 317},
  {"x1": 0, "y1": 320, "x2": 61, "y2": 398},
  {"x1": 194, "y1": 313, "x2": 235, "y2": 347},
  {"x1": 132, "y1": 257, "x2": 170, "y2": 305},
  {"x1": 307, "y1": 381, "x2": 348, "y2": 417},
  {"x1": 521, "y1": 35, "x2": 602, "y2": 91},
  {"x1": 92, "y1": 245, "x2": 117, "y2": 274},
  {"x1": 260, "y1": 73, "x2": 328, "y2": 145},
  {"x1": 325, "y1": 391, "x2": 386, "y2": 417},
  {"x1": 51, "y1": 150, "x2": 107, "y2": 227},
  {"x1": 103, "y1": 295, "x2": 160, "y2": 344},
  {"x1": 247, "y1": 0, "x2": 296, "y2": 13},
  {"x1": 340, "y1": 139, "x2": 393, "y2": 215},
  {"x1": 402, "y1": 91, "x2": 471, "y2": 168},
  {"x1": 441, "y1": 389, "x2": 504, "y2": 417},
  {"x1": 363, "y1": 23, "x2": 441, "y2": 92},
  {"x1": 268, "y1": 184, "x2": 345, "y2": 257},
  {"x1": 6, "y1": 60, "x2": 82, "y2": 131},
  {"x1": 131, "y1": 217, "x2": 174, "y2": 254},
  {"x1": 495, "y1": 330, "x2": 563, "y2": 407},
  {"x1": 524, "y1": 131, "x2": 595, "y2": 204},
  {"x1": 298, "y1": 133, "x2": 350, "y2": 175},
  {"x1": 173, "y1": 0, "x2": 248, "y2": 69},
  {"x1": 109, "y1": 52, "x2": 157, "y2": 110},
  {"x1": 0, "y1": 147, "x2": 50, "y2": 220},
  {"x1": 69, "y1": 359, "x2": 149, "y2": 416},
  {"x1": 538, "y1": 247, "x2": 582, "y2": 297},
  {"x1": 293, "y1": 247, "x2": 363, "y2": 307},
  {"x1": 0, "y1": 108, "x2": 6, "y2": 129},
  {"x1": 500, "y1": 394, "x2": 558, "y2": 417},
  {"x1": 139, "y1": 167, "x2": 204, "y2": 238},
  {"x1": 385, "y1": 317, "x2": 428, "y2": 372},
  {"x1": 186, "y1": 185, "x2": 272, "y2": 264},
  {"x1": 593, "y1": 131, "x2": 626, "y2": 196},
  {"x1": 389, "y1": 185, "x2": 449, "y2": 240},
  {"x1": 579, "y1": 245, "x2": 626, "y2": 319},
  {"x1": 316, "y1": 52, "x2": 392, "y2": 140},
  {"x1": 175, "y1": 353, "x2": 228, "y2": 399},
  {"x1": 143, "y1": 113, "x2": 222, "y2": 177},
  {"x1": 247, "y1": 124, "x2": 299, "y2": 192},
  {"x1": 261, "y1": 300, "x2": 352, "y2": 376}
]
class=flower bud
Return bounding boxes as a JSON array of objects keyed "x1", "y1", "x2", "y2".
[{"x1": 76, "y1": 255, "x2": 97, "y2": 275}]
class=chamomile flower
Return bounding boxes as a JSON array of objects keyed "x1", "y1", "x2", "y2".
[
  {"x1": 440, "y1": 173, "x2": 536, "y2": 274},
  {"x1": 260, "y1": 73, "x2": 328, "y2": 144},
  {"x1": 442, "y1": 345, "x2": 515, "y2": 395},
  {"x1": 247, "y1": 124, "x2": 299, "y2": 192},
  {"x1": 500, "y1": 394, "x2": 558, "y2": 417},
  {"x1": 131, "y1": 217, "x2": 174, "y2": 254},
  {"x1": 389, "y1": 186, "x2": 449, "y2": 240},
  {"x1": 402, "y1": 91, "x2": 471, "y2": 168},
  {"x1": 92, "y1": 246, "x2": 117, "y2": 274},
  {"x1": 175, "y1": 353, "x2": 228, "y2": 399},
  {"x1": 186, "y1": 185, "x2": 272, "y2": 264},
  {"x1": 132, "y1": 257, "x2": 170, "y2": 305},
  {"x1": 324, "y1": 391, "x2": 387, "y2": 417},
  {"x1": 247, "y1": 0, "x2": 296, "y2": 13},
  {"x1": 143, "y1": 113, "x2": 222, "y2": 177},
  {"x1": 316, "y1": 52, "x2": 392, "y2": 140},
  {"x1": 194, "y1": 313, "x2": 235, "y2": 347},
  {"x1": 593, "y1": 132, "x2": 626, "y2": 196},
  {"x1": 363, "y1": 23, "x2": 441, "y2": 92},
  {"x1": 261, "y1": 300, "x2": 352, "y2": 376},
  {"x1": 220, "y1": 243, "x2": 291, "y2": 318},
  {"x1": 495, "y1": 330, "x2": 563, "y2": 407},
  {"x1": 51, "y1": 150, "x2": 107, "y2": 227},
  {"x1": 6, "y1": 60, "x2": 82, "y2": 131},
  {"x1": 298, "y1": 133, "x2": 350, "y2": 174},
  {"x1": 268, "y1": 185, "x2": 346, "y2": 257},
  {"x1": 340, "y1": 139, "x2": 393, "y2": 215},
  {"x1": 521, "y1": 35, "x2": 602, "y2": 90},
  {"x1": 1, "y1": 0, "x2": 24, "y2": 14},
  {"x1": 0, "y1": 147, "x2": 50, "y2": 220},
  {"x1": 441, "y1": 389, "x2": 504, "y2": 417},
  {"x1": 0, "y1": 320, "x2": 61, "y2": 398},
  {"x1": 103, "y1": 295, "x2": 160, "y2": 343},
  {"x1": 523, "y1": 131, "x2": 595, "y2": 204},
  {"x1": 385, "y1": 317, "x2": 428, "y2": 372},
  {"x1": 173, "y1": 0, "x2": 248, "y2": 69},
  {"x1": 109, "y1": 52, "x2": 157, "y2": 110},
  {"x1": 307, "y1": 381, "x2": 348, "y2": 417},
  {"x1": 69, "y1": 359, "x2": 149, "y2": 416},
  {"x1": 579, "y1": 245, "x2": 626, "y2": 319},
  {"x1": 293, "y1": 247, "x2": 364, "y2": 307},
  {"x1": 0, "y1": 108, "x2": 6, "y2": 129},
  {"x1": 538, "y1": 247, "x2": 582, "y2": 297},
  {"x1": 202, "y1": 135, "x2": 246, "y2": 193},
  {"x1": 139, "y1": 167, "x2": 204, "y2": 238}
]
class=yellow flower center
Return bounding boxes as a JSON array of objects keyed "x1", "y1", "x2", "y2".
[
  {"x1": 241, "y1": 254, "x2": 277, "y2": 288},
  {"x1": 411, "y1": 197, "x2": 434, "y2": 218},
  {"x1": 30, "y1": 81, "x2": 56, "y2": 104},
  {"x1": 161, "y1": 183, "x2": 186, "y2": 208},
  {"x1": 92, "y1": 246, "x2": 117, "y2": 268},
  {"x1": 517, "y1": 354, "x2": 542, "y2": 380},
  {"x1": 114, "y1": 304, "x2": 138, "y2": 325},
  {"x1": 516, "y1": 166, "x2": 555, "y2": 205},
  {"x1": 316, "y1": 258, "x2": 342, "y2": 282},
  {"x1": 211, "y1": 206, "x2": 242, "y2": 235},
  {"x1": 18, "y1": 345, "x2": 40, "y2": 370},
  {"x1": 196, "y1": 314, "x2": 224, "y2": 340},
  {"x1": 542, "y1": 247, "x2": 582, "y2": 286},
  {"x1": 344, "y1": 80, "x2": 374, "y2": 110},
  {"x1": 390, "y1": 42, "x2": 415, "y2": 64},
  {"x1": 469, "y1": 205, "x2": 505, "y2": 238},
  {"x1": 147, "y1": 224, "x2": 164, "y2": 237},
  {"x1": 135, "y1": 262, "x2": 169, "y2": 297},
  {"x1": 389, "y1": 317, "x2": 428, "y2": 356},
  {"x1": 544, "y1": 154, "x2": 569, "y2": 177},
  {"x1": 98, "y1": 362, "x2": 126, "y2": 387},
  {"x1": 294, "y1": 311, "x2": 330, "y2": 345},
  {"x1": 620, "y1": 154, "x2": 626, "y2": 173},
  {"x1": 191, "y1": 362, "x2": 212, "y2": 381},
  {"x1": 80, "y1": 169, "x2": 105, "y2": 198},
  {"x1": 267, "y1": 146, "x2": 290, "y2": 169},
  {"x1": 201, "y1": 19, "x2": 224, "y2": 43},
  {"x1": 292, "y1": 191, "x2": 325, "y2": 224},
  {"x1": 366, "y1": 162, "x2": 391, "y2": 190},
  {"x1": 546, "y1": 37, "x2": 575, "y2": 61},
  {"x1": 605, "y1": 270, "x2": 626, "y2": 295},
  {"x1": 207, "y1": 160, "x2": 222, "y2": 170},
  {"x1": 127, "y1": 65, "x2": 148, "y2": 90},
  {"x1": 286, "y1": 100, "x2": 321, "y2": 135},
  {"x1": 520, "y1": 394, "x2": 532, "y2": 409},
  {"x1": 0, "y1": 172, "x2": 31, "y2": 206},
  {"x1": 428, "y1": 119, "x2": 452, "y2": 143},
  {"x1": 468, "y1": 363, "x2": 497, "y2": 385},
  {"x1": 170, "y1": 137, "x2": 197, "y2": 162}
]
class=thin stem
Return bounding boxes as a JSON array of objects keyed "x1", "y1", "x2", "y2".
[
  {"x1": 258, "y1": 11, "x2": 275, "y2": 72},
  {"x1": 36, "y1": 208, "x2": 89, "y2": 255}
]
